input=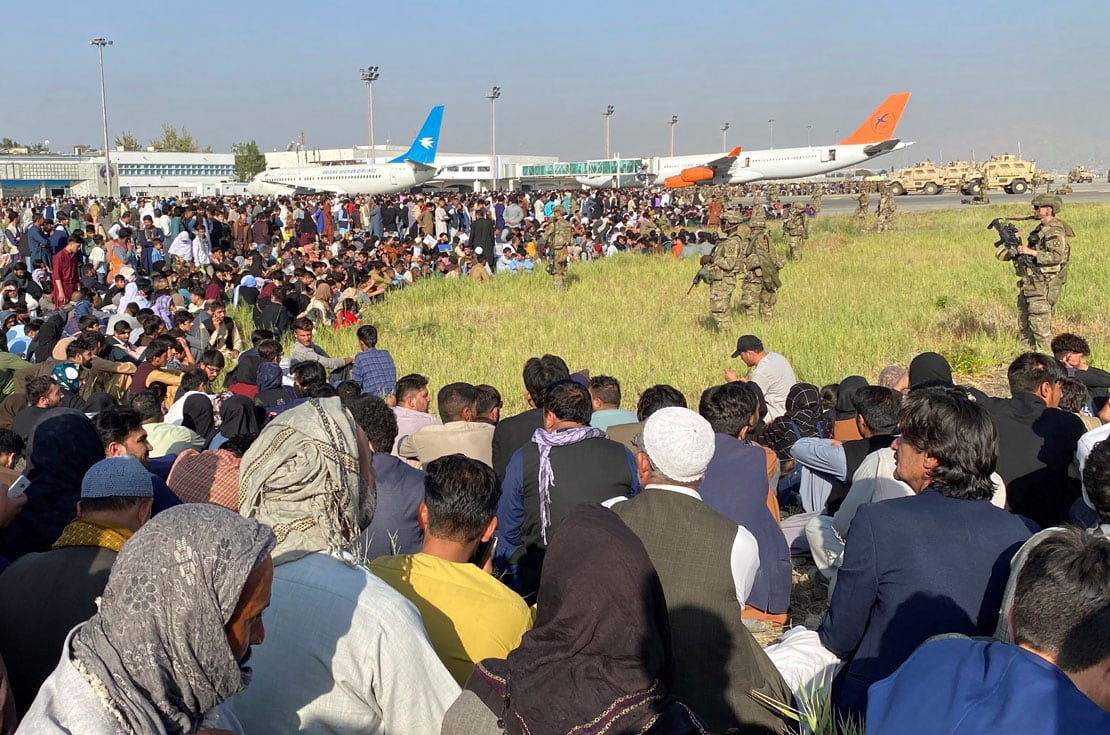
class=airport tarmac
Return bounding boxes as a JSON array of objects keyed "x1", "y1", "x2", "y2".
[{"x1": 779, "y1": 181, "x2": 1110, "y2": 216}]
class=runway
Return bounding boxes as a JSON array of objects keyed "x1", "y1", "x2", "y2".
[{"x1": 773, "y1": 181, "x2": 1110, "y2": 216}]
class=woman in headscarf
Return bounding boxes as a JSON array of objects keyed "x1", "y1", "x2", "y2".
[
  {"x1": 304, "y1": 282, "x2": 333, "y2": 327},
  {"x1": 442, "y1": 504, "x2": 710, "y2": 734},
  {"x1": 18, "y1": 504, "x2": 276, "y2": 734},
  {"x1": 223, "y1": 355, "x2": 261, "y2": 399},
  {"x1": 26, "y1": 312, "x2": 63, "y2": 365},
  {"x1": 0, "y1": 411, "x2": 104, "y2": 562},
  {"x1": 831, "y1": 375, "x2": 868, "y2": 442},
  {"x1": 761, "y1": 383, "x2": 829, "y2": 461},
  {"x1": 152, "y1": 294, "x2": 174, "y2": 330},
  {"x1": 208, "y1": 395, "x2": 260, "y2": 451},
  {"x1": 180, "y1": 393, "x2": 216, "y2": 443},
  {"x1": 905, "y1": 351, "x2": 954, "y2": 390}
]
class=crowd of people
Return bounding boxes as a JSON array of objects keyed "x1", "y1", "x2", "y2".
[{"x1": 0, "y1": 188, "x2": 1105, "y2": 733}]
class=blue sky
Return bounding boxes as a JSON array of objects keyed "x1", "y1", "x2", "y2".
[{"x1": 2, "y1": 0, "x2": 1107, "y2": 170}]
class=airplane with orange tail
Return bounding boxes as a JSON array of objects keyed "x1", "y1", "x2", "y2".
[{"x1": 655, "y1": 92, "x2": 911, "y2": 188}]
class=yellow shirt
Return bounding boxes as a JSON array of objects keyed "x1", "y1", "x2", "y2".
[{"x1": 370, "y1": 553, "x2": 533, "y2": 685}]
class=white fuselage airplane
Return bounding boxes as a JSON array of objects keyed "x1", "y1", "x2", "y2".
[
  {"x1": 655, "y1": 93, "x2": 911, "y2": 188},
  {"x1": 246, "y1": 106, "x2": 444, "y2": 197}
]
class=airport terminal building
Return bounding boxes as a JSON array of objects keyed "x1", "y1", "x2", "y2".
[{"x1": 1, "y1": 146, "x2": 651, "y2": 199}]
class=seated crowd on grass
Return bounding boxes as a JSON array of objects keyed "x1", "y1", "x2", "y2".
[{"x1": 0, "y1": 191, "x2": 1105, "y2": 733}]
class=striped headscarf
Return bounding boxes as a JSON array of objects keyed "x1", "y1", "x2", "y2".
[{"x1": 238, "y1": 397, "x2": 370, "y2": 565}]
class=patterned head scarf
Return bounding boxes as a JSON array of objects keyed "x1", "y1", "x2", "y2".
[
  {"x1": 70, "y1": 504, "x2": 276, "y2": 734},
  {"x1": 238, "y1": 397, "x2": 370, "y2": 565}
]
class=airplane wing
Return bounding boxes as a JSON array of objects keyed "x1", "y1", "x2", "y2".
[{"x1": 664, "y1": 147, "x2": 741, "y2": 188}]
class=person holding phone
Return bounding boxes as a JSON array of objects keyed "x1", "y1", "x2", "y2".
[{"x1": 371, "y1": 454, "x2": 533, "y2": 686}]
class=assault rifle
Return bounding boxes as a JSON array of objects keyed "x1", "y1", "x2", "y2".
[
  {"x1": 687, "y1": 267, "x2": 712, "y2": 295},
  {"x1": 987, "y1": 216, "x2": 1038, "y2": 271}
]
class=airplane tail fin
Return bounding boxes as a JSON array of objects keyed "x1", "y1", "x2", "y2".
[
  {"x1": 836, "y1": 93, "x2": 911, "y2": 146},
  {"x1": 389, "y1": 106, "x2": 444, "y2": 165}
]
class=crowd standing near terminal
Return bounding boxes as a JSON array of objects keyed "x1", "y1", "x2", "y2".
[{"x1": 0, "y1": 182, "x2": 1104, "y2": 733}]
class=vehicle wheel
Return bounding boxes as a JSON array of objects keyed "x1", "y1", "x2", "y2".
[
  {"x1": 966, "y1": 181, "x2": 981, "y2": 196},
  {"x1": 1010, "y1": 179, "x2": 1028, "y2": 194},
  {"x1": 923, "y1": 182, "x2": 940, "y2": 195},
  {"x1": 889, "y1": 182, "x2": 905, "y2": 196}
]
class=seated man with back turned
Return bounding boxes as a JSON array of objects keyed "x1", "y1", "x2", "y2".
[
  {"x1": 398, "y1": 382, "x2": 494, "y2": 468},
  {"x1": 868, "y1": 527, "x2": 1110, "y2": 731},
  {"x1": 349, "y1": 394, "x2": 426, "y2": 560},
  {"x1": 0, "y1": 456, "x2": 153, "y2": 716},
  {"x1": 586, "y1": 375, "x2": 637, "y2": 433},
  {"x1": 817, "y1": 386, "x2": 1032, "y2": 721},
  {"x1": 612, "y1": 406, "x2": 794, "y2": 735},
  {"x1": 371, "y1": 455, "x2": 532, "y2": 686},
  {"x1": 697, "y1": 382, "x2": 792, "y2": 625},
  {"x1": 495, "y1": 380, "x2": 640, "y2": 601},
  {"x1": 490, "y1": 354, "x2": 569, "y2": 480},
  {"x1": 969, "y1": 352, "x2": 1085, "y2": 529}
]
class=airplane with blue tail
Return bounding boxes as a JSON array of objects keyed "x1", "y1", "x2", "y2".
[{"x1": 246, "y1": 106, "x2": 444, "y2": 196}]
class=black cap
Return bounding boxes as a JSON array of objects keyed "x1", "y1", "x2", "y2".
[{"x1": 731, "y1": 334, "x2": 763, "y2": 358}]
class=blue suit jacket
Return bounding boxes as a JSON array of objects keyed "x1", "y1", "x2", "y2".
[{"x1": 817, "y1": 488, "x2": 1031, "y2": 719}]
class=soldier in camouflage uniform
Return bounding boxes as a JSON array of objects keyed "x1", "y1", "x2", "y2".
[
  {"x1": 876, "y1": 186, "x2": 896, "y2": 232},
  {"x1": 783, "y1": 203, "x2": 809, "y2": 259},
  {"x1": 738, "y1": 220, "x2": 784, "y2": 320},
  {"x1": 996, "y1": 194, "x2": 1072, "y2": 350},
  {"x1": 748, "y1": 196, "x2": 767, "y2": 230},
  {"x1": 811, "y1": 186, "x2": 823, "y2": 213},
  {"x1": 852, "y1": 187, "x2": 870, "y2": 218},
  {"x1": 544, "y1": 204, "x2": 574, "y2": 290},
  {"x1": 855, "y1": 187, "x2": 870, "y2": 218},
  {"x1": 701, "y1": 210, "x2": 744, "y2": 331}
]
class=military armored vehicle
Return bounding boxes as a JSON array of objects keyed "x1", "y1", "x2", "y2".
[
  {"x1": 1068, "y1": 166, "x2": 1095, "y2": 184},
  {"x1": 888, "y1": 160, "x2": 978, "y2": 195},
  {"x1": 961, "y1": 154, "x2": 1040, "y2": 196}
]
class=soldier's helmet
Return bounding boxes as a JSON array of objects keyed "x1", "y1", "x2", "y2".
[
  {"x1": 720, "y1": 210, "x2": 742, "y2": 226},
  {"x1": 552, "y1": 205, "x2": 566, "y2": 215},
  {"x1": 1031, "y1": 194, "x2": 1062, "y2": 213}
]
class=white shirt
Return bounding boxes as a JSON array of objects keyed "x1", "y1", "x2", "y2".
[
  {"x1": 1077, "y1": 422, "x2": 1110, "y2": 508},
  {"x1": 607, "y1": 483, "x2": 760, "y2": 608},
  {"x1": 221, "y1": 552, "x2": 459, "y2": 735},
  {"x1": 750, "y1": 351, "x2": 797, "y2": 421}
]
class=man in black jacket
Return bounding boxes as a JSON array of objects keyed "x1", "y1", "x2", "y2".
[
  {"x1": 970, "y1": 352, "x2": 1085, "y2": 529},
  {"x1": 490, "y1": 353, "x2": 570, "y2": 480},
  {"x1": 469, "y1": 207, "x2": 496, "y2": 271}
]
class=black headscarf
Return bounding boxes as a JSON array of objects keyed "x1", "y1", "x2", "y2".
[
  {"x1": 834, "y1": 375, "x2": 869, "y2": 420},
  {"x1": 27, "y1": 312, "x2": 63, "y2": 365},
  {"x1": 1, "y1": 411, "x2": 105, "y2": 561},
  {"x1": 213, "y1": 395, "x2": 260, "y2": 445},
  {"x1": 908, "y1": 352, "x2": 954, "y2": 389},
  {"x1": 181, "y1": 394, "x2": 216, "y2": 440},
  {"x1": 467, "y1": 505, "x2": 709, "y2": 735},
  {"x1": 226, "y1": 355, "x2": 261, "y2": 388}
]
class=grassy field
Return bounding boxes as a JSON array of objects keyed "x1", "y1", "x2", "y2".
[{"x1": 256, "y1": 203, "x2": 1109, "y2": 416}]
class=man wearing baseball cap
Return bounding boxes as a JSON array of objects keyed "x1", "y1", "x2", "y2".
[
  {"x1": 610, "y1": 407, "x2": 793, "y2": 734},
  {"x1": 0, "y1": 456, "x2": 153, "y2": 714},
  {"x1": 725, "y1": 334, "x2": 797, "y2": 421}
]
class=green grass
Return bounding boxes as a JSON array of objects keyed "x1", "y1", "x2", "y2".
[{"x1": 239, "y1": 203, "x2": 1110, "y2": 416}]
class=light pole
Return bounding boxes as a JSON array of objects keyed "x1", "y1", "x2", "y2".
[
  {"x1": 806, "y1": 124, "x2": 812, "y2": 148},
  {"x1": 768, "y1": 118, "x2": 776, "y2": 149},
  {"x1": 721, "y1": 122, "x2": 730, "y2": 152},
  {"x1": 359, "y1": 66, "x2": 380, "y2": 163},
  {"x1": 603, "y1": 105, "x2": 614, "y2": 159},
  {"x1": 668, "y1": 115, "x2": 678, "y2": 156},
  {"x1": 90, "y1": 37, "x2": 113, "y2": 198},
  {"x1": 486, "y1": 86, "x2": 501, "y2": 191}
]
